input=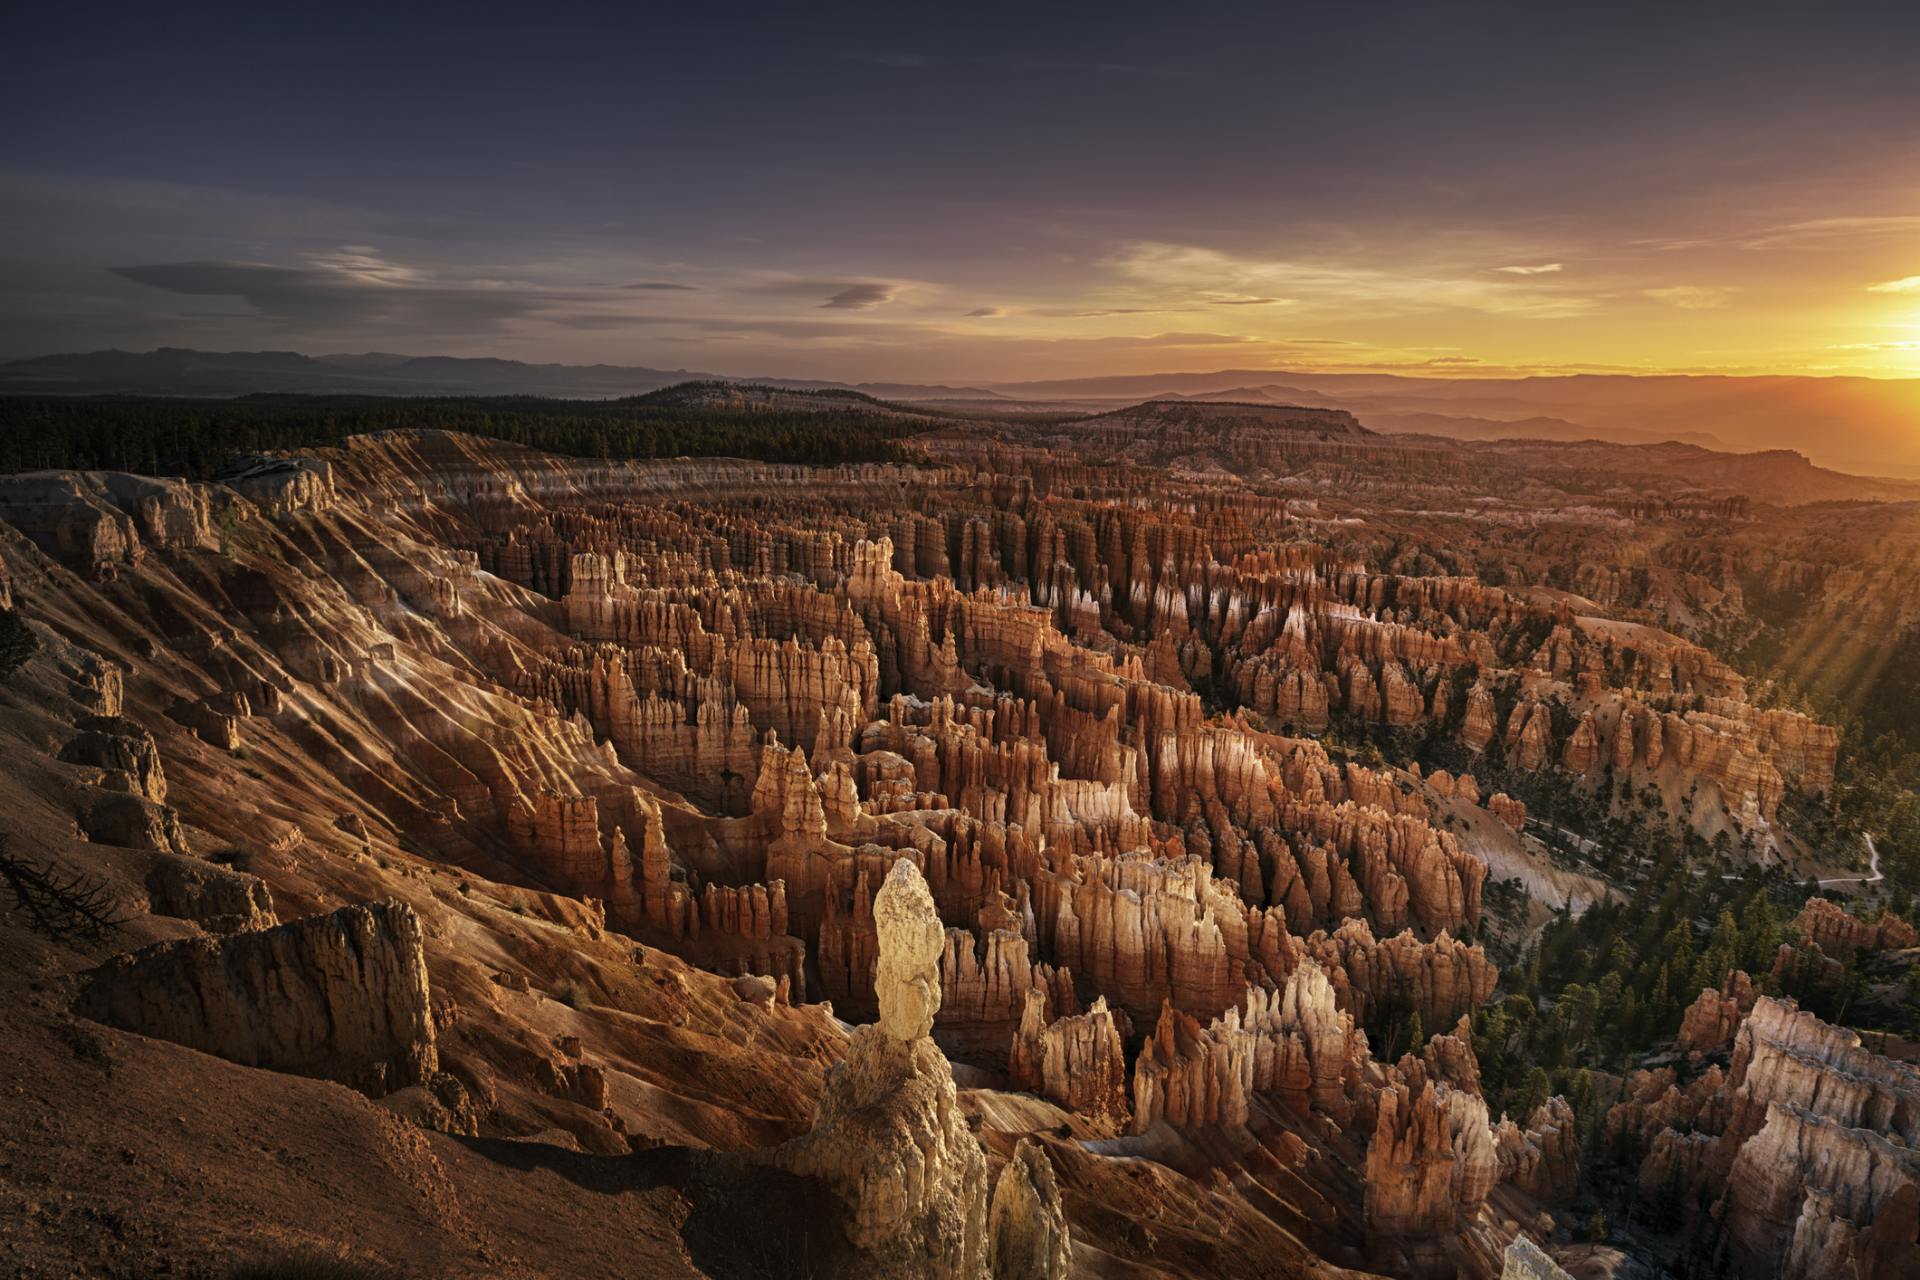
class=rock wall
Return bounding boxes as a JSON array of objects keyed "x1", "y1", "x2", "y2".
[
  {"x1": 1611, "y1": 993, "x2": 1920, "y2": 1275},
  {"x1": 77, "y1": 901, "x2": 437, "y2": 1096}
]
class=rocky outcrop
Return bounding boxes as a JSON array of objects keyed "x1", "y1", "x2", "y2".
[
  {"x1": 1461, "y1": 684, "x2": 1499, "y2": 753},
  {"x1": 76, "y1": 787, "x2": 190, "y2": 854},
  {"x1": 1789, "y1": 897, "x2": 1918, "y2": 962},
  {"x1": 58, "y1": 715, "x2": 168, "y2": 803},
  {"x1": 0, "y1": 470, "x2": 219, "y2": 573},
  {"x1": 1606, "y1": 1065, "x2": 1728, "y2": 1154},
  {"x1": 1617, "y1": 994, "x2": 1920, "y2": 1274},
  {"x1": 1298, "y1": 918, "x2": 1498, "y2": 1033},
  {"x1": 1723, "y1": 998, "x2": 1920, "y2": 1149},
  {"x1": 1677, "y1": 968, "x2": 1756, "y2": 1056},
  {"x1": 1724, "y1": 1103, "x2": 1919, "y2": 1277},
  {"x1": 1365, "y1": 1078, "x2": 1498, "y2": 1250},
  {"x1": 144, "y1": 856, "x2": 276, "y2": 933},
  {"x1": 1131, "y1": 961, "x2": 1367, "y2": 1131},
  {"x1": 775, "y1": 859, "x2": 1069, "y2": 1279},
  {"x1": 1486, "y1": 792, "x2": 1527, "y2": 833},
  {"x1": 987, "y1": 1139, "x2": 1073, "y2": 1280},
  {"x1": 76, "y1": 901, "x2": 436, "y2": 1096},
  {"x1": 7, "y1": 421, "x2": 1885, "y2": 1277},
  {"x1": 1009, "y1": 991, "x2": 1129, "y2": 1123},
  {"x1": 1493, "y1": 1096, "x2": 1579, "y2": 1203},
  {"x1": 1500, "y1": 1236, "x2": 1573, "y2": 1280}
]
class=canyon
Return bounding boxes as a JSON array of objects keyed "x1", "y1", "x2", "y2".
[{"x1": 1, "y1": 407, "x2": 1913, "y2": 1279}]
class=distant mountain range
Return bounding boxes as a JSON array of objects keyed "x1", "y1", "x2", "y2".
[
  {"x1": 7, "y1": 347, "x2": 1919, "y2": 478},
  {"x1": 0, "y1": 347, "x2": 1008, "y2": 403}
]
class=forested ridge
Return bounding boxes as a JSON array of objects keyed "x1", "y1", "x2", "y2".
[{"x1": 0, "y1": 387, "x2": 939, "y2": 476}]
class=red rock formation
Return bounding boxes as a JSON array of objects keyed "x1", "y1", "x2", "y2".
[
  {"x1": 8, "y1": 422, "x2": 1887, "y2": 1277},
  {"x1": 1561, "y1": 713, "x2": 1601, "y2": 774},
  {"x1": 1461, "y1": 684, "x2": 1499, "y2": 753},
  {"x1": 1789, "y1": 897, "x2": 1918, "y2": 962},
  {"x1": 1605, "y1": 1065, "x2": 1727, "y2": 1151},
  {"x1": 1486, "y1": 792, "x2": 1527, "y2": 832},
  {"x1": 1298, "y1": 918, "x2": 1498, "y2": 1032},
  {"x1": 1504, "y1": 702, "x2": 1554, "y2": 772},
  {"x1": 1493, "y1": 1097, "x2": 1580, "y2": 1203},
  {"x1": 1676, "y1": 969, "x2": 1757, "y2": 1056},
  {"x1": 1131, "y1": 961, "x2": 1367, "y2": 1131},
  {"x1": 1365, "y1": 1078, "x2": 1498, "y2": 1245},
  {"x1": 1009, "y1": 991, "x2": 1129, "y2": 1123}
]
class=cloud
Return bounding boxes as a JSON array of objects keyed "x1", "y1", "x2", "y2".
[
  {"x1": 1083, "y1": 331, "x2": 1259, "y2": 347},
  {"x1": 1203, "y1": 293, "x2": 1290, "y2": 306},
  {"x1": 1494, "y1": 263, "x2": 1563, "y2": 275},
  {"x1": 109, "y1": 250, "x2": 579, "y2": 333},
  {"x1": 623, "y1": 280, "x2": 698, "y2": 291},
  {"x1": 547, "y1": 313, "x2": 683, "y2": 330},
  {"x1": 1867, "y1": 275, "x2": 1920, "y2": 294},
  {"x1": 1644, "y1": 285, "x2": 1735, "y2": 309},
  {"x1": 1112, "y1": 241, "x2": 1599, "y2": 319},
  {"x1": 965, "y1": 307, "x2": 1006, "y2": 317},
  {"x1": 1741, "y1": 215, "x2": 1920, "y2": 250},
  {"x1": 1026, "y1": 304, "x2": 1199, "y2": 318},
  {"x1": 819, "y1": 283, "x2": 894, "y2": 309}
]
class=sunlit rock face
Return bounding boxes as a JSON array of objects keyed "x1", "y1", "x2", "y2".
[{"x1": 773, "y1": 859, "x2": 1069, "y2": 1279}]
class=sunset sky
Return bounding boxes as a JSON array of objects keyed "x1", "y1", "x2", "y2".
[{"x1": 5, "y1": 2, "x2": 1920, "y2": 382}]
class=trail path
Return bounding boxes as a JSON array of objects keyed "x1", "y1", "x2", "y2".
[{"x1": 1817, "y1": 832, "x2": 1883, "y2": 888}]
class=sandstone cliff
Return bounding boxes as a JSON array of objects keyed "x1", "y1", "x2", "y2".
[{"x1": 78, "y1": 901, "x2": 437, "y2": 1096}]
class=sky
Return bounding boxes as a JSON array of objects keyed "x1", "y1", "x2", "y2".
[{"x1": 4, "y1": 2, "x2": 1920, "y2": 383}]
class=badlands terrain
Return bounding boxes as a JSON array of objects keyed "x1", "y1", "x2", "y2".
[{"x1": 1, "y1": 395, "x2": 1917, "y2": 1279}]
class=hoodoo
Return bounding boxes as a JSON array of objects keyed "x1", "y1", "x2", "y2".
[{"x1": 775, "y1": 858, "x2": 1069, "y2": 1279}]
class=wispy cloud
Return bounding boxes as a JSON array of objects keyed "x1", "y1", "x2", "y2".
[
  {"x1": 820, "y1": 282, "x2": 895, "y2": 309},
  {"x1": 1494, "y1": 263, "x2": 1563, "y2": 275},
  {"x1": 1867, "y1": 275, "x2": 1920, "y2": 294},
  {"x1": 1740, "y1": 215, "x2": 1920, "y2": 250},
  {"x1": 624, "y1": 280, "x2": 698, "y2": 291},
  {"x1": 1644, "y1": 285, "x2": 1736, "y2": 309},
  {"x1": 965, "y1": 306, "x2": 1006, "y2": 317},
  {"x1": 109, "y1": 250, "x2": 574, "y2": 332},
  {"x1": 1112, "y1": 241, "x2": 1599, "y2": 318},
  {"x1": 1042, "y1": 305, "x2": 1198, "y2": 318}
]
